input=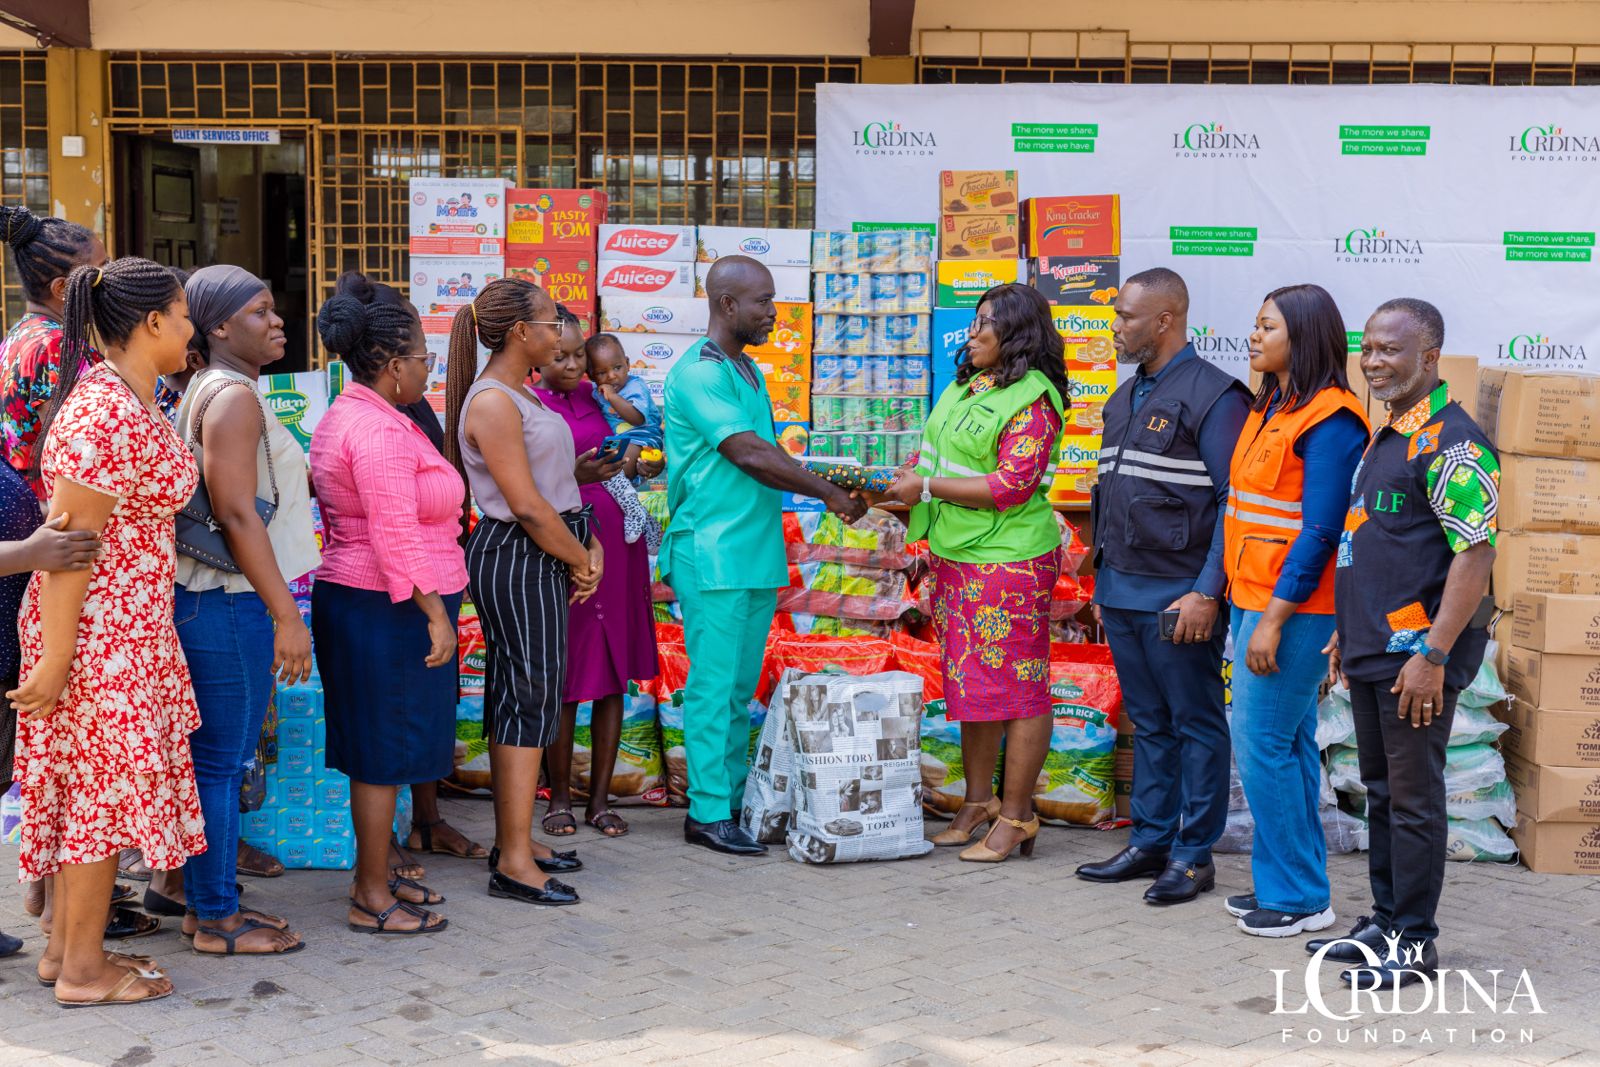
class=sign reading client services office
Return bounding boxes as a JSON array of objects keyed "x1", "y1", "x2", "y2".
[{"x1": 172, "y1": 128, "x2": 282, "y2": 145}]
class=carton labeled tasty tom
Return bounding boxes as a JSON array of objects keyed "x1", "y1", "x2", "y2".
[{"x1": 506, "y1": 189, "x2": 607, "y2": 250}]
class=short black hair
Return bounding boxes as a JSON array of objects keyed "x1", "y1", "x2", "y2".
[
  {"x1": 1123, "y1": 267, "x2": 1190, "y2": 316},
  {"x1": 1372, "y1": 297, "x2": 1444, "y2": 353}
]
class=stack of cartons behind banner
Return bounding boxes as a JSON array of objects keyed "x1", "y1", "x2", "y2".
[{"x1": 1480, "y1": 367, "x2": 1600, "y2": 873}]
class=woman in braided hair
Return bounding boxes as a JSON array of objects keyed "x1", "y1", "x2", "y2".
[{"x1": 9, "y1": 256, "x2": 202, "y2": 1006}]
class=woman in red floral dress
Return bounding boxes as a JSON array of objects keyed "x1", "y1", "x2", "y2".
[{"x1": 9, "y1": 257, "x2": 201, "y2": 1007}]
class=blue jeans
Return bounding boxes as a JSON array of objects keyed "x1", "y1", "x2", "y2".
[
  {"x1": 1230, "y1": 605, "x2": 1336, "y2": 914},
  {"x1": 174, "y1": 585, "x2": 276, "y2": 921},
  {"x1": 1099, "y1": 606, "x2": 1230, "y2": 866}
]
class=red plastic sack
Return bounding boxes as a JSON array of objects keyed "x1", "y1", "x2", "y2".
[
  {"x1": 767, "y1": 631, "x2": 898, "y2": 678},
  {"x1": 889, "y1": 631, "x2": 944, "y2": 701}
]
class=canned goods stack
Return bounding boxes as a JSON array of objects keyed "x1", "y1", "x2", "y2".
[{"x1": 809, "y1": 230, "x2": 934, "y2": 472}]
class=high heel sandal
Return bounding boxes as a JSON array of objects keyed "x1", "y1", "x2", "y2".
[
  {"x1": 958, "y1": 814, "x2": 1041, "y2": 863},
  {"x1": 930, "y1": 797, "x2": 1002, "y2": 847}
]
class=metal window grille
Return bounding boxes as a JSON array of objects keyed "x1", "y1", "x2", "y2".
[{"x1": 0, "y1": 51, "x2": 51, "y2": 332}]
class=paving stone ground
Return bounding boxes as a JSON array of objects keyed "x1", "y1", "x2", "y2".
[{"x1": 2, "y1": 800, "x2": 1597, "y2": 1066}]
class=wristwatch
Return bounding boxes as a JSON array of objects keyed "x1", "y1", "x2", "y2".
[
  {"x1": 920, "y1": 476, "x2": 933, "y2": 504},
  {"x1": 1194, "y1": 592, "x2": 1217, "y2": 602},
  {"x1": 1420, "y1": 642, "x2": 1451, "y2": 666}
]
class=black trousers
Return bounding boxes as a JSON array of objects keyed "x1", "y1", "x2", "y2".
[{"x1": 1348, "y1": 676, "x2": 1459, "y2": 944}]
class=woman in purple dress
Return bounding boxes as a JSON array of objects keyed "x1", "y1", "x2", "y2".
[{"x1": 535, "y1": 311, "x2": 660, "y2": 837}]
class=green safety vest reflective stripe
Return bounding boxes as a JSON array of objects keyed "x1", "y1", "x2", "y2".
[{"x1": 906, "y1": 369, "x2": 1065, "y2": 563}]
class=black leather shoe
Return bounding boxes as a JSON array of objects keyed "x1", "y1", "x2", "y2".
[
  {"x1": 1341, "y1": 939, "x2": 1437, "y2": 990},
  {"x1": 488, "y1": 846, "x2": 583, "y2": 875},
  {"x1": 487, "y1": 868, "x2": 580, "y2": 906},
  {"x1": 1307, "y1": 914, "x2": 1388, "y2": 962},
  {"x1": 1075, "y1": 846, "x2": 1170, "y2": 883},
  {"x1": 684, "y1": 816, "x2": 768, "y2": 856},
  {"x1": 1143, "y1": 860, "x2": 1216, "y2": 905}
]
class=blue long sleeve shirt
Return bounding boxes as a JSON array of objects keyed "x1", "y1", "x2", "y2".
[
  {"x1": 1094, "y1": 352, "x2": 1252, "y2": 612},
  {"x1": 1267, "y1": 406, "x2": 1369, "y2": 604}
]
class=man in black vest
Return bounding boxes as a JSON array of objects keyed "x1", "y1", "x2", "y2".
[
  {"x1": 1076, "y1": 268, "x2": 1251, "y2": 904},
  {"x1": 1314, "y1": 298, "x2": 1497, "y2": 989}
]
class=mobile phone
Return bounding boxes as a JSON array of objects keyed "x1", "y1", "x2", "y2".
[
  {"x1": 597, "y1": 435, "x2": 627, "y2": 462},
  {"x1": 1159, "y1": 609, "x2": 1182, "y2": 641}
]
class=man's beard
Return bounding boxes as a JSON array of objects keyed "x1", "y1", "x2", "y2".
[
  {"x1": 1117, "y1": 340, "x2": 1157, "y2": 366},
  {"x1": 1369, "y1": 361, "x2": 1426, "y2": 403}
]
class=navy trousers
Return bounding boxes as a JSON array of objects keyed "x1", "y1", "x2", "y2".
[{"x1": 1100, "y1": 606, "x2": 1231, "y2": 865}]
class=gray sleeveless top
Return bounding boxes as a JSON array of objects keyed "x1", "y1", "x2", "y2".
[{"x1": 458, "y1": 377, "x2": 582, "y2": 520}]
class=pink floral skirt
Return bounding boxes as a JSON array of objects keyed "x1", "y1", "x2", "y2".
[{"x1": 930, "y1": 550, "x2": 1059, "y2": 722}]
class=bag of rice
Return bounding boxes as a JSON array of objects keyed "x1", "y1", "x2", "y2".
[
  {"x1": 572, "y1": 682, "x2": 669, "y2": 806},
  {"x1": 1446, "y1": 778, "x2": 1516, "y2": 827},
  {"x1": 1034, "y1": 644, "x2": 1119, "y2": 827},
  {"x1": 785, "y1": 670, "x2": 933, "y2": 863},
  {"x1": 1444, "y1": 817, "x2": 1518, "y2": 863}
]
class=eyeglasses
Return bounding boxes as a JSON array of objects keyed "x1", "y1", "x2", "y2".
[
  {"x1": 523, "y1": 320, "x2": 566, "y2": 329},
  {"x1": 968, "y1": 315, "x2": 997, "y2": 335},
  {"x1": 396, "y1": 352, "x2": 440, "y2": 372}
]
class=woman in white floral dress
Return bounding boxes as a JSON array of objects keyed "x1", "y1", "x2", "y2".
[{"x1": 10, "y1": 257, "x2": 201, "y2": 1007}]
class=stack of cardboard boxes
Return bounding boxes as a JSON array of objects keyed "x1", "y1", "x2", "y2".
[
  {"x1": 1502, "y1": 593, "x2": 1600, "y2": 874},
  {"x1": 505, "y1": 188, "x2": 606, "y2": 336},
  {"x1": 1478, "y1": 366, "x2": 1600, "y2": 874},
  {"x1": 932, "y1": 170, "x2": 1020, "y2": 401}
]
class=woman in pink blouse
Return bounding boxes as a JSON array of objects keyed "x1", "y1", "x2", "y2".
[{"x1": 309, "y1": 295, "x2": 466, "y2": 935}]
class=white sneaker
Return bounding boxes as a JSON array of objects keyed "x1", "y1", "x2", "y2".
[{"x1": 1238, "y1": 906, "x2": 1337, "y2": 938}]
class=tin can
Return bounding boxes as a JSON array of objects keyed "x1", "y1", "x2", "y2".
[
  {"x1": 838, "y1": 355, "x2": 867, "y2": 395},
  {"x1": 868, "y1": 231, "x2": 901, "y2": 273},
  {"x1": 858, "y1": 432, "x2": 889, "y2": 467},
  {"x1": 902, "y1": 355, "x2": 932, "y2": 394},
  {"x1": 833, "y1": 432, "x2": 861, "y2": 463},
  {"x1": 812, "y1": 272, "x2": 859, "y2": 314},
  {"x1": 845, "y1": 397, "x2": 872, "y2": 428},
  {"x1": 810, "y1": 231, "x2": 841, "y2": 271},
  {"x1": 862, "y1": 396, "x2": 889, "y2": 431},
  {"x1": 868, "y1": 271, "x2": 901, "y2": 314},
  {"x1": 810, "y1": 395, "x2": 843, "y2": 429},
  {"x1": 867, "y1": 356, "x2": 892, "y2": 394},
  {"x1": 808, "y1": 429, "x2": 834, "y2": 457},
  {"x1": 899, "y1": 270, "x2": 931, "y2": 313},
  {"x1": 900, "y1": 231, "x2": 934, "y2": 272},
  {"x1": 870, "y1": 316, "x2": 894, "y2": 355},
  {"x1": 812, "y1": 354, "x2": 846, "y2": 394},
  {"x1": 841, "y1": 314, "x2": 872, "y2": 355}
]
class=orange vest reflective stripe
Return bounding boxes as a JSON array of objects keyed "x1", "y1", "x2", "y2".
[{"x1": 1224, "y1": 386, "x2": 1370, "y2": 614}]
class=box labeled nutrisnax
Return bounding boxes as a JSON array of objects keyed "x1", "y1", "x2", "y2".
[
  {"x1": 1477, "y1": 367, "x2": 1600, "y2": 460},
  {"x1": 599, "y1": 295, "x2": 709, "y2": 336},
  {"x1": 597, "y1": 260, "x2": 695, "y2": 298},
  {"x1": 1492, "y1": 699, "x2": 1600, "y2": 766},
  {"x1": 1066, "y1": 370, "x2": 1116, "y2": 435},
  {"x1": 939, "y1": 214, "x2": 1019, "y2": 260},
  {"x1": 939, "y1": 170, "x2": 1019, "y2": 214},
  {"x1": 504, "y1": 253, "x2": 595, "y2": 313},
  {"x1": 1029, "y1": 257, "x2": 1120, "y2": 306},
  {"x1": 1049, "y1": 435, "x2": 1101, "y2": 507},
  {"x1": 1023, "y1": 195, "x2": 1121, "y2": 257},
  {"x1": 1505, "y1": 755, "x2": 1600, "y2": 821},
  {"x1": 935, "y1": 260, "x2": 1019, "y2": 308},
  {"x1": 408, "y1": 177, "x2": 507, "y2": 255},
  {"x1": 1499, "y1": 455, "x2": 1600, "y2": 534},
  {"x1": 597, "y1": 224, "x2": 696, "y2": 262},
  {"x1": 505, "y1": 189, "x2": 606, "y2": 250},
  {"x1": 1510, "y1": 815, "x2": 1600, "y2": 875},
  {"x1": 1505, "y1": 645, "x2": 1600, "y2": 713},
  {"x1": 1493, "y1": 532, "x2": 1600, "y2": 609},
  {"x1": 1511, "y1": 593, "x2": 1600, "y2": 654},
  {"x1": 1053, "y1": 306, "x2": 1117, "y2": 371}
]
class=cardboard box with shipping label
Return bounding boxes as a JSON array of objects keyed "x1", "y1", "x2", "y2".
[
  {"x1": 597, "y1": 260, "x2": 696, "y2": 298},
  {"x1": 408, "y1": 177, "x2": 506, "y2": 255},
  {"x1": 1510, "y1": 815, "x2": 1600, "y2": 875},
  {"x1": 939, "y1": 214, "x2": 1019, "y2": 260},
  {"x1": 1029, "y1": 257, "x2": 1120, "y2": 307},
  {"x1": 1023, "y1": 195, "x2": 1121, "y2": 258},
  {"x1": 1053, "y1": 306, "x2": 1117, "y2": 371},
  {"x1": 1511, "y1": 592, "x2": 1600, "y2": 655},
  {"x1": 939, "y1": 169, "x2": 1019, "y2": 214},
  {"x1": 598, "y1": 224, "x2": 696, "y2": 262},
  {"x1": 935, "y1": 260, "x2": 1018, "y2": 308},
  {"x1": 504, "y1": 253, "x2": 595, "y2": 313},
  {"x1": 1492, "y1": 700, "x2": 1600, "y2": 767},
  {"x1": 1499, "y1": 455, "x2": 1600, "y2": 534},
  {"x1": 1505, "y1": 645, "x2": 1600, "y2": 713},
  {"x1": 1493, "y1": 533, "x2": 1600, "y2": 609},
  {"x1": 1505, "y1": 755, "x2": 1600, "y2": 821},
  {"x1": 506, "y1": 189, "x2": 606, "y2": 250},
  {"x1": 1478, "y1": 367, "x2": 1600, "y2": 460},
  {"x1": 599, "y1": 295, "x2": 708, "y2": 336}
]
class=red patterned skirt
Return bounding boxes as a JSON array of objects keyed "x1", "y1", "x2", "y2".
[{"x1": 930, "y1": 549, "x2": 1059, "y2": 722}]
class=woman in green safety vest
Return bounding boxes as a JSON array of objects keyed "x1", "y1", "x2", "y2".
[{"x1": 874, "y1": 283, "x2": 1069, "y2": 864}]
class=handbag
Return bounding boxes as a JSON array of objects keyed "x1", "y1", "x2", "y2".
[{"x1": 175, "y1": 378, "x2": 280, "y2": 574}]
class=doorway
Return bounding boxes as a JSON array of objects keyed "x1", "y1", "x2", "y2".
[{"x1": 113, "y1": 130, "x2": 312, "y2": 371}]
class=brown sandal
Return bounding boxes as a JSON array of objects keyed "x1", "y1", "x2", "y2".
[
  {"x1": 56, "y1": 969, "x2": 171, "y2": 1008},
  {"x1": 407, "y1": 818, "x2": 489, "y2": 859},
  {"x1": 38, "y1": 952, "x2": 163, "y2": 988},
  {"x1": 236, "y1": 841, "x2": 285, "y2": 878}
]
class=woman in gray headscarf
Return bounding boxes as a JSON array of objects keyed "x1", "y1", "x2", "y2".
[{"x1": 167, "y1": 265, "x2": 321, "y2": 956}]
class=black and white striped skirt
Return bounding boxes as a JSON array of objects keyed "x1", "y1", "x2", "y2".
[{"x1": 465, "y1": 509, "x2": 590, "y2": 749}]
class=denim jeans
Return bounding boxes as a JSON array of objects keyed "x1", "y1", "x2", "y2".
[
  {"x1": 1229, "y1": 605, "x2": 1337, "y2": 914},
  {"x1": 174, "y1": 585, "x2": 276, "y2": 920}
]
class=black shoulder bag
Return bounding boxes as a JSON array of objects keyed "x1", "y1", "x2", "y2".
[{"x1": 174, "y1": 379, "x2": 280, "y2": 574}]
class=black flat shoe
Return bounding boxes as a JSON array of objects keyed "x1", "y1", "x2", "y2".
[
  {"x1": 489, "y1": 846, "x2": 584, "y2": 875},
  {"x1": 487, "y1": 869, "x2": 580, "y2": 906},
  {"x1": 1143, "y1": 860, "x2": 1216, "y2": 905},
  {"x1": 1075, "y1": 846, "x2": 1170, "y2": 883},
  {"x1": 0, "y1": 931, "x2": 23, "y2": 958},
  {"x1": 683, "y1": 816, "x2": 767, "y2": 856},
  {"x1": 1341, "y1": 939, "x2": 1437, "y2": 989},
  {"x1": 104, "y1": 906, "x2": 161, "y2": 940},
  {"x1": 1308, "y1": 915, "x2": 1389, "y2": 962}
]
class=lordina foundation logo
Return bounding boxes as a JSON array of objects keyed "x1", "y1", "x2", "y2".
[
  {"x1": 1172, "y1": 121, "x2": 1261, "y2": 158},
  {"x1": 1335, "y1": 227, "x2": 1424, "y2": 264},
  {"x1": 852, "y1": 120, "x2": 937, "y2": 156},
  {"x1": 1509, "y1": 124, "x2": 1600, "y2": 161}
]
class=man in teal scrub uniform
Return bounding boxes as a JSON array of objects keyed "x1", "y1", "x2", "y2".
[{"x1": 663, "y1": 256, "x2": 866, "y2": 855}]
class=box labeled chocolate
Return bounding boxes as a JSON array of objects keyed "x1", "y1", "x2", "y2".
[
  {"x1": 939, "y1": 169, "x2": 1019, "y2": 214},
  {"x1": 1023, "y1": 195, "x2": 1121, "y2": 258},
  {"x1": 939, "y1": 214, "x2": 1019, "y2": 260},
  {"x1": 1029, "y1": 257, "x2": 1120, "y2": 306}
]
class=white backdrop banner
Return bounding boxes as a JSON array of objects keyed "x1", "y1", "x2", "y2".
[{"x1": 817, "y1": 82, "x2": 1600, "y2": 379}]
